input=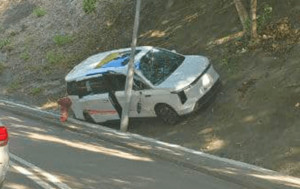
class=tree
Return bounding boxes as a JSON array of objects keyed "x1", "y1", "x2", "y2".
[
  {"x1": 233, "y1": 0, "x2": 249, "y2": 32},
  {"x1": 207, "y1": 0, "x2": 261, "y2": 47},
  {"x1": 251, "y1": 0, "x2": 258, "y2": 40}
]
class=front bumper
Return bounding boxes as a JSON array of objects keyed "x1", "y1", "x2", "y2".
[
  {"x1": 193, "y1": 79, "x2": 221, "y2": 110},
  {"x1": 176, "y1": 64, "x2": 220, "y2": 115}
]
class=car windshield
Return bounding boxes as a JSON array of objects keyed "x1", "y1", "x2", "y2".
[{"x1": 139, "y1": 48, "x2": 185, "y2": 85}]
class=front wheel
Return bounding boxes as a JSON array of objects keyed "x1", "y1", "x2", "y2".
[{"x1": 155, "y1": 104, "x2": 180, "y2": 125}]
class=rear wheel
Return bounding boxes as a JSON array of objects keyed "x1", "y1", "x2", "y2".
[{"x1": 155, "y1": 104, "x2": 180, "y2": 125}]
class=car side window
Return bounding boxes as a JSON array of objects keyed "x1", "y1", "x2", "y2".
[
  {"x1": 133, "y1": 79, "x2": 149, "y2": 90},
  {"x1": 66, "y1": 76, "x2": 108, "y2": 98},
  {"x1": 105, "y1": 74, "x2": 126, "y2": 91},
  {"x1": 86, "y1": 77, "x2": 108, "y2": 95}
]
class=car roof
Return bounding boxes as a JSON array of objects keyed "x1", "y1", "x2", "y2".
[{"x1": 65, "y1": 46, "x2": 153, "y2": 82}]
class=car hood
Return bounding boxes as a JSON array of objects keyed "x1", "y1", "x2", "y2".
[{"x1": 157, "y1": 55, "x2": 209, "y2": 91}]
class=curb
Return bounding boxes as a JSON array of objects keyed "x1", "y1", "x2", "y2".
[{"x1": 0, "y1": 99, "x2": 299, "y2": 189}]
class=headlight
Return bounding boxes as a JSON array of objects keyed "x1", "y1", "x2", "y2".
[{"x1": 202, "y1": 74, "x2": 213, "y2": 88}]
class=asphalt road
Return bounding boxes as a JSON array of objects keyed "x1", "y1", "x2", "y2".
[{"x1": 0, "y1": 108, "x2": 248, "y2": 189}]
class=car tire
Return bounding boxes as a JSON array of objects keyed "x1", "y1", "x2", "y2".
[{"x1": 155, "y1": 104, "x2": 180, "y2": 125}]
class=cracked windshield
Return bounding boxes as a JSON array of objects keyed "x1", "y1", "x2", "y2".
[{"x1": 0, "y1": 0, "x2": 299, "y2": 189}]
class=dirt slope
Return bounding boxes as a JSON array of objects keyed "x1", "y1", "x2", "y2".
[{"x1": 0, "y1": 0, "x2": 299, "y2": 176}]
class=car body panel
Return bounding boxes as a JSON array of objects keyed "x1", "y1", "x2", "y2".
[
  {"x1": 115, "y1": 89, "x2": 181, "y2": 118},
  {"x1": 177, "y1": 65, "x2": 220, "y2": 115},
  {"x1": 156, "y1": 55, "x2": 209, "y2": 91}
]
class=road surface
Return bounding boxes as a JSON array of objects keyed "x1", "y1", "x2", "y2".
[{"x1": 0, "y1": 108, "x2": 248, "y2": 189}]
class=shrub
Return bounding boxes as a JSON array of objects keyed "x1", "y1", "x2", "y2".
[
  {"x1": 20, "y1": 52, "x2": 30, "y2": 61},
  {"x1": 33, "y1": 7, "x2": 46, "y2": 17},
  {"x1": 7, "y1": 80, "x2": 21, "y2": 92},
  {"x1": 257, "y1": 4, "x2": 273, "y2": 31},
  {"x1": 53, "y1": 35, "x2": 73, "y2": 46},
  {"x1": 0, "y1": 63, "x2": 6, "y2": 74},
  {"x1": 30, "y1": 87, "x2": 43, "y2": 96},
  {"x1": 46, "y1": 51, "x2": 65, "y2": 65},
  {"x1": 0, "y1": 39, "x2": 10, "y2": 49},
  {"x1": 83, "y1": 0, "x2": 97, "y2": 14}
]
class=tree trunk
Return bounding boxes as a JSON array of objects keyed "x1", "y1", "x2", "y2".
[
  {"x1": 251, "y1": 0, "x2": 258, "y2": 39},
  {"x1": 233, "y1": 0, "x2": 249, "y2": 31}
]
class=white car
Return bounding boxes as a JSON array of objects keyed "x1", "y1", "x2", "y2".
[
  {"x1": 0, "y1": 121, "x2": 9, "y2": 188},
  {"x1": 65, "y1": 46, "x2": 220, "y2": 124}
]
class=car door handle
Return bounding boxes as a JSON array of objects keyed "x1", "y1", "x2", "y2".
[{"x1": 145, "y1": 95, "x2": 151, "y2": 97}]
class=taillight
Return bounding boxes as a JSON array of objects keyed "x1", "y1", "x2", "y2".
[{"x1": 0, "y1": 127, "x2": 8, "y2": 146}]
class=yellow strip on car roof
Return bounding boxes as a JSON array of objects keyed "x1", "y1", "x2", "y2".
[{"x1": 95, "y1": 52, "x2": 120, "y2": 68}]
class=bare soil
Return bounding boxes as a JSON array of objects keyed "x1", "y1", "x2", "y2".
[{"x1": 0, "y1": 0, "x2": 299, "y2": 177}]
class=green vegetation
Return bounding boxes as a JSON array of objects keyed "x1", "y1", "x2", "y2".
[
  {"x1": 243, "y1": 3, "x2": 273, "y2": 35},
  {"x1": 7, "y1": 80, "x2": 21, "y2": 92},
  {"x1": 46, "y1": 51, "x2": 65, "y2": 65},
  {"x1": 221, "y1": 57, "x2": 238, "y2": 74},
  {"x1": 33, "y1": 7, "x2": 47, "y2": 17},
  {"x1": 20, "y1": 52, "x2": 30, "y2": 61},
  {"x1": 30, "y1": 87, "x2": 43, "y2": 96},
  {"x1": 9, "y1": 31, "x2": 17, "y2": 37},
  {"x1": 25, "y1": 65, "x2": 39, "y2": 73},
  {"x1": 0, "y1": 63, "x2": 6, "y2": 74},
  {"x1": 244, "y1": 18, "x2": 251, "y2": 33},
  {"x1": 257, "y1": 4, "x2": 273, "y2": 31},
  {"x1": 53, "y1": 35, "x2": 73, "y2": 46},
  {"x1": 0, "y1": 39, "x2": 10, "y2": 49},
  {"x1": 44, "y1": 49, "x2": 82, "y2": 70},
  {"x1": 83, "y1": 0, "x2": 97, "y2": 14}
]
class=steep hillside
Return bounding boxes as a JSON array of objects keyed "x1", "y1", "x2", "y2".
[
  {"x1": 0, "y1": 0, "x2": 133, "y2": 104},
  {"x1": 0, "y1": 0, "x2": 299, "y2": 176}
]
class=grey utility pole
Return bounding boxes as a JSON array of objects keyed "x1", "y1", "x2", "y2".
[{"x1": 120, "y1": 0, "x2": 142, "y2": 132}]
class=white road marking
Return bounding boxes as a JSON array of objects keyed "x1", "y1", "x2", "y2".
[
  {"x1": 10, "y1": 161, "x2": 55, "y2": 189},
  {"x1": 10, "y1": 153, "x2": 72, "y2": 189}
]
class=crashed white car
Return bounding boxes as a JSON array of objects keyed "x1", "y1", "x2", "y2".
[{"x1": 65, "y1": 46, "x2": 220, "y2": 124}]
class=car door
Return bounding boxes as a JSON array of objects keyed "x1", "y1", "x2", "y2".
[
  {"x1": 79, "y1": 77, "x2": 120, "y2": 123},
  {"x1": 129, "y1": 78, "x2": 158, "y2": 117},
  {"x1": 109, "y1": 74, "x2": 154, "y2": 118}
]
